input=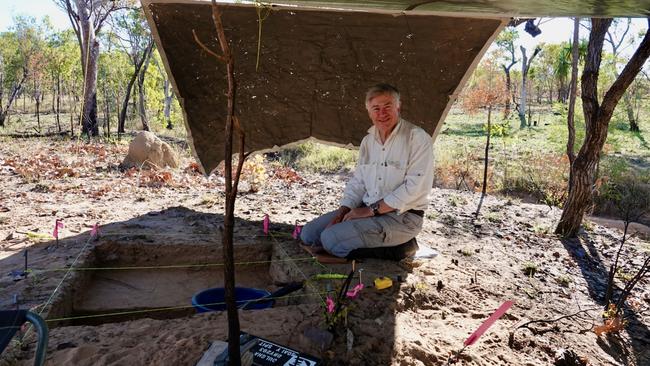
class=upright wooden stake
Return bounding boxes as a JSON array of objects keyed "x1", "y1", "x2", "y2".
[{"x1": 194, "y1": 2, "x2": 250, "y2": 363}]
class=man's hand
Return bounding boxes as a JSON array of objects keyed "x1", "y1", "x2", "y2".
[
  {"x1": 342, "y1": 207, "x2": 373, "y2": 221},
  {"x1": 326, "y1": 206, "x2": 351, "y2": 228}
]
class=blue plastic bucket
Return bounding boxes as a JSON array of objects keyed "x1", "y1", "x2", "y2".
[{"x1": 191, "y1": 287, "x2": 272, "y2": 313}]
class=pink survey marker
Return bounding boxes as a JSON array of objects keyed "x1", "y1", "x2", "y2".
[{"x1": 464, "y1": 301, "x2": 514, "y2": 346}]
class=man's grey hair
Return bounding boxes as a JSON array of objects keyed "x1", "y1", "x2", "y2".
[{"x1": 365, "y1": 83, "x2": 400, "y2": 107}]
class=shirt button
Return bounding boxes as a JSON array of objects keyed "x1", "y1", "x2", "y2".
[{"x1": 378, "y1": 177, "x2": 382, "y2": 180}]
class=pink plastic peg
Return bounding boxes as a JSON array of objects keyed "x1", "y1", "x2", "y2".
[
  {"x1": 263, "y1": 214, "x2": 270, "y2": 235},
  {"x1": 292, "y1": 223, "x2": 302, "y2": 239}
]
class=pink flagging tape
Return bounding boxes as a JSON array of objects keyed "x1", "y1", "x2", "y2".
[
  {"x1": 90, "y1": 223, "x2": 100, "y2": 240},
  {"x1": 53, "y1": 219, "x2": 64, "y2": 239},
  {"x1": 292, "y1": 224, "x2": 302, "y2": 239},
  {"x1": 464, "y1": 301, "x2": 514, "y2": 346},
  {"x1": 263, "y1": 214, "x2": 270, "y2": 235}
]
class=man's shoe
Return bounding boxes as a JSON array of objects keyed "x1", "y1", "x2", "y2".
[{"x1": 346, "y1": 238, "x2": 419, "y2": 261}]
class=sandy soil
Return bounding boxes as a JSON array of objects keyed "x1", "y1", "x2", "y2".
[{"x1": 1, "y1": 137, "x2": 649, "y2": 366}]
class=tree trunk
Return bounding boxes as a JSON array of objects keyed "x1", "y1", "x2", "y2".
[
  {"x1": 556, "y1": 18, "x2": 650, "y2": 237},
  {"x1": 623, "y1": 92, "x2": 639, "y2": 132},
  {"x1": 103, "y1": 82, "x2": 110, "y2": 137},
  {"x1": 566, "y1": 17, "x2": 580, "y2": 194},
  {"x1": 502, "y1": 63, "x2": 515, "y2": 119},
  {"x1": 0, "y1": 61, "x2": 4, "y2": 114},
  {"x1": 36, "y1": 95, "x2": 41, "y2": 133},
  {"x1": 118, "y1": 41, "x2": 153, "y2": 134},
  {"x1": 163, "y1": 80, "x2": 173, "y2": 129},
  {"x1": 137, "y1": 41, "x2": 154, "y2": 131},
  {"x1": 56, "y1": 75, "x2": 61, "y2": 133},
  {"x1": 77, "y1": 0, "x2": 100, "y2": 137},
  {"x1": 518, "y1": 46, "x2": 540, "y2": 128},
  {"x1": 0, "y1": 67, "x2": 28, "y2": 127},
  {"x1": 483, "y1": 106, "x2": 491, "y2": 198}
]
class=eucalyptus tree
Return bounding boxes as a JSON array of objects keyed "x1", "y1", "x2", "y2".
[
  {"x1": 55, "y1": 0, "x2": 133, "y2": 137},
  {"x1": 554, "y1": 43, "x2": 572, "y2": 103},
  {"x1": 605, "y1": 18, "x2": 640, "y2": 131},
  {"x1": 518, "y1": 45, "x2": 541, "y2": 128},
  {"x1": 529, "y1": 43, "x2": 556, "y2": 104},
  {"x1": 495, "y1": 28, "x2": 519, "y2": 118},
  {"x1": 556, "y1": 18, "x2": 650, "y2": 237},
  {"x1": 0, "y1": 16, "x2": 43, "y2": 127},
  {"x1": 111, "y1": 7, "x2": 154, "y2": 134},
  {"x1": 97, "y1": 32, "x2": 129, "y2": 136},
  {"x1": 151, "y1": 51, "x2": 174, "y2": 129},
  {"x1": 47, "y1": 29, "x2": 79, "y2": 132}
]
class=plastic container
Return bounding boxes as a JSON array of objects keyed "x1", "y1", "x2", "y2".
[{"x1": 192, "y1": 287, "x2": 272, "y2": 313}]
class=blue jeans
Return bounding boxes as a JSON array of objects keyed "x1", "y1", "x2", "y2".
[{"x1": 300, "y1": 209, "x2": 423, "y2": 257}]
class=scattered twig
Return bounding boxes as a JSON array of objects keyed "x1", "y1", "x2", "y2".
[
  {"x1": 191, "y1": 29, "x2": 226, "y2": 63},
  {"x1": 514, "y1": 307, "x2": 600, "y2": 335}
]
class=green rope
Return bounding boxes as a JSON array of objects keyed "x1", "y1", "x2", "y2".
[
  {"x1": 34, "y1": 257, "x2": 316, "y2": 272},
  {"x1": 45, "y1": 292, "x2": 329, "y2": 323}
]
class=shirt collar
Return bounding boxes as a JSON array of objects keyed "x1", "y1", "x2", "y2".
[{"x1": 368, "y1": 118, "x2": 404, "y2": 143}]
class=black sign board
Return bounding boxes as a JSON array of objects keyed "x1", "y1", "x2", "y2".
[{"x1": 241, "y1": 333, "x2": 321, "y2": 366}]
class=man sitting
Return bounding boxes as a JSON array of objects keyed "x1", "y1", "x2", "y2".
[{"x1": 301, "y1": 83, "x2": 434, "y2": 262}]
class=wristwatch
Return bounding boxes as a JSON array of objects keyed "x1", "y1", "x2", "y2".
[{"x1": 370, "y1": 202, "x2": 381, "y2": 216}]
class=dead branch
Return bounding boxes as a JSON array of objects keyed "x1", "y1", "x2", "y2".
[
  {"x1": 514, "y1": 307, "x2": 600, "y2": 335},
  {"x1": 615, "y1": 255, "x2": 650, "y2": 313},
  {"x1": 191, "y1": 29, "x2": 226, "y2": 63}
]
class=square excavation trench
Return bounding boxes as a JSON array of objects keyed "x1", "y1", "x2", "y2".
[{"x1": 50, "y1": 238, "x2": 308, "y2": 326}]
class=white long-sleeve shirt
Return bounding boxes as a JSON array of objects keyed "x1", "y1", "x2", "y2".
[{"x1": 340, "y1": 118, "x2": 434, "y2": 214}]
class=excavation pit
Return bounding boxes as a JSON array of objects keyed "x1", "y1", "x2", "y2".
[{"x1": 44, "y1": 208, "x2": 314, "y2": 327}]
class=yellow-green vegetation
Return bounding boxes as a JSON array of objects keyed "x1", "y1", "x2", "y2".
[
  {"x1": 198, "y1": 194, "x2": 221, "y2": 207},
  {"x1": 556, "y1": 274, "x2": 572, "y2": 287},
  {"x1": 26, "y1": 232, "x2": 53, "y2": 242},
  {"x1": 460, "y1": 248, "x2": 473, "y2": 256},
  {"x1": 425, "y1": 211, "x2": 439, "y2": 220},
  {"x1": 241, "y1": 155, "x2": 268, "y2": 191},
  {"x1": 582, "y1": 220, "x2": 595, "y2": 232},
  {"x1": 615, "y1": 268, "x2": 634, "y2": 282},
  {"x1": 522, "y1": 261, "x2": 538, "y2": 276},
  {"x1": 440, "y1": 214, "x2": 458, "y2": 227},
  {"x1": 484, "y1": 211, "x2": 503, "y2": 223},
  {"x1": 533, "y1": 223, "x2": 550, "y2": 235},
  {"x1": 447, "y1": 194, "x2": 467, "y2": 207},
  {"x1": 276, "y1": 141, "x2": 357, "y2": 173},
  {"x1": 435, "y1": 101, "x2": 650, "y2": 213}
]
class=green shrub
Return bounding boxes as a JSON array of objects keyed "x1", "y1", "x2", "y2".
[{"x1": 276, "y1": 141, "x2": 357, "y2": 173}]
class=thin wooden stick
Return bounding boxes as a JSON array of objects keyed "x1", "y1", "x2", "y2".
[{"x1": 191, "y1": 29, "x2": 227, "y2": 63}]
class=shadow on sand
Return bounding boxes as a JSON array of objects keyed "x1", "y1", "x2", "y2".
[{"x1": 561, "y1": 235, "x2": 650, "y2": 364}]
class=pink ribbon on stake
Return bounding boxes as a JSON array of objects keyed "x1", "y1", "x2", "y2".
[
  {"x1": 292, "y1": 223, "x2": 302, "y2": 239},
  {"x1": 53, "y1": 219, "x2": 64, "y2": 239},
  {"x1": 263, "y1": 214, "x2": 270, "y2": 235},
  {"x1": 90, "y1": 223, "x2": 100, "y2": 240},
  {"x1": 464, "y1": 300, "x2": 514, "y2": 346},
  {"x1": 326, "y1": 296, "x2": 335, "y2": 313}
]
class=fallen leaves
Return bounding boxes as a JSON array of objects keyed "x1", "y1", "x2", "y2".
[
  {"x1": 593, "y1": 304, "x2": 627, "y2": 336},
  {"x1": 272, "y1": 166, "x2": 303, "y2": 184},
  {"x1": 593, "y1": 316, "x2": 626, "y2": 336}
]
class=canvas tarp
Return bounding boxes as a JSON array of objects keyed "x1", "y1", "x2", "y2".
[{"x1": 143, "y1": 0, "x2": 510, "y2": 173}]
